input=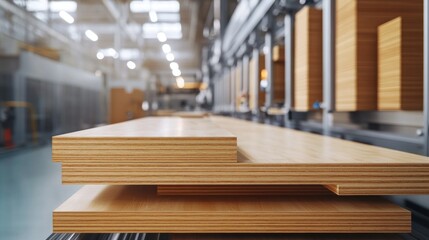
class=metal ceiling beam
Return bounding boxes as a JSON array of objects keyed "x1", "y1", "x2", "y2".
[{"x1": 102, "y1": 0, "x2": 137, "y2": 42}]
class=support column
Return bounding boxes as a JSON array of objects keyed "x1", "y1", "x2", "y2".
[
  {"x1": 322, "y1": 0, "x2": 336, "y2": 136},
  {"x1": 284, "y1": 12, "x2": 294, "y2": 128}
]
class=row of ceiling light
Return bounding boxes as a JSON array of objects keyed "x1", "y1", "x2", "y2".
[
  {"x1": 54, "y1": 0, "x2": 182, "y2": 76},
  {"x1": 151, "y1": 10, "x2": 184, "y2": 88}
]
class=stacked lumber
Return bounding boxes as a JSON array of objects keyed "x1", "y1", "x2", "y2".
[
  {"x1": 377, "y1": 17, "x2": 423, "y2": 110},
  {"x1": 294, "y1": 7, "x2": 323, "y2": 111},
  {"x1": 52, "y1": 117, "x2": 237, "y2": 163},
  {"x1": 53, "y1": 185, "x2": 410, "y2": 233},
  {"x1": 335, "y1": 0, "x2": 423, "y2": 111},
  {"x1": 58, "y1": 116, "x2": 429, "y2": 196}
]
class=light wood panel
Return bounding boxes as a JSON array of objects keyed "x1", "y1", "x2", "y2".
[
  {"x1": 59, "y1": 116, "x2": 429, "y2": 195},
  {"x1": 378, "y1": 17, "x2": 423, "y2": 110},
  {"x1": 53, "y1": 185, "x2": 410, "y2": 233},
  {"x1": 336, "y1": 0, "x2": 423, "y2": 111},
  {"x1": 172, "y1": 111, "x2": 209, "y2": 118},
  {"x1": 249, "y1": 54, "x2": 266, "y2": 111},
  {"x1": 294, "y1": 7, "x2": 323, "y2": 111},
  {"x1": 109, "y1": 88, "x2": 144, "y2": 124},
  {"x1": 169, "y1": 234, "x2": 403, "y2": 240},
  {"x1": 273, "y1": 45, "x2": 285, "y2": 62},
  {"x1": 157, "y1": 185, "x2": 332, "y2": 196},
  {"x1": 52, "y1": 117, "x2": 236, "y2": 163},
  {"x1": 235, "y1": 62, "x2": 242, "y2": 109},
  {"x1": 273, "y1": 45, "x2": 285, "y2": 105}
]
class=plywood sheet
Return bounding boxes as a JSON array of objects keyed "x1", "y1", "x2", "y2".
[
  {"x1": 335, "y1": 0, "x2": 423, "y2": 111},
  {"x1": 52, "y1": 117, "x2": 237, "y2": 163},
  {"x1": 157, "y1": 185, "x2": 332, "y2": 196},
  {"x1": 59, "y1": 117, "x2": 429, "y2": 195},
  {"x1": 377, "y1": 17, "x2": 423, "y2": 110},
  {"x1": 53, "y1": 185, "x2": 410, "y2": 233},
  {"x1": 294, "y1": 7, "x2": 323, "y2": 111}
]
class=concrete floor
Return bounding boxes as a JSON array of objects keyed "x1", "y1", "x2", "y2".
[{"x1": 0, "y1": 145, "x2": 80, "y2": 240}]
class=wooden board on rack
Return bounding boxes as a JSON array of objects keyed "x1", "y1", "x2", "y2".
[
  {"x1": 53, "y1": 185, "x2": 410, "y2": 233},
  {"x1": 249, "y1": 54, "x2": 266, "y2": 111},
  {"x1": 294, "y1": 7, "x2": 323, "y2": 111},
  {"x1": 59, "y1": 116, "x2": 429, "y2": 196},
  {"x1": 156, "y1": 185, "x2": 332, "y2": 196},
  {"x1": 377, "y1": 17, "x2": 423, "y2": 110},
  {"x1": 335, "y1": 0, "x2": 423, "y2": 111},
  {"x1": 52, "y1": 117, "x2": 237, "y2": 163}
]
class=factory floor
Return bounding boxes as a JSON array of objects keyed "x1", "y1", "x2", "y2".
[{"x1": 0, "y1": 145, "x2": 80, "y2": 240}]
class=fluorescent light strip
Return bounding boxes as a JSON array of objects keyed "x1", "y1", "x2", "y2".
[
  {"x1": 59, "y1": 10, "x2": 74, "y2": 24},
  {"x1": 85, "y1": 30, "x2": 98, "y2": 42},
  {"x1": 166, "y1": 53, "x2": 174, "y2": 61},
  {"x1": 162, "y1": 44, "x2": 171, "y2": 54}
]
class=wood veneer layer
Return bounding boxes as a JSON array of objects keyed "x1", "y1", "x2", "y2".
[
  {"x1": 53, "y1": 185, "x2": 410, "y2": 233},
  {"x1": 60, "y1": 116, "x2": 429, "y2": 195},
  {"x1": 52, "y1": 117, "x2": 237, "y2": 163},
  {"x1": 156, "y1": 185, "x2": 332, "y2": 196}
]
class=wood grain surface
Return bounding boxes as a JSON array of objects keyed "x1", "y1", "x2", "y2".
[
  {"x1": 294, "y1": 7, "x2": 323, "y2": 111},
  {"x1": 336, "y1": 0, "x2": 423, "y2": 111},
  {"x1": 53, "y1": 185, "x2": 410, "y2": 233},
  {"x1": 59, "y1": 116, "x2": 429, "y2": 195},
  {"x1": 378, "y1": 17, "x2": 423, "y2": 110},
  {"x1": 52, "y1": 117, "x2": 237, "y2": 163},
  {"x1": 156, "y1": 185, "x2": 332, "y2": 196}
]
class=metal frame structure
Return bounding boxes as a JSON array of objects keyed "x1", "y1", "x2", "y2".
[
  {"x1": 424, "y1": 0, "x2": 429, "y2": 156},
  {"x1": 210, "y1": 0, "x2": 429, "y2": 156}
]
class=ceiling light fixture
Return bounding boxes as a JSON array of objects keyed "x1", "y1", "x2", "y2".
[
  {"x1": 166, "y1": 53, "x2": 174, "y2": 61},
  {"x1": 96, "y1": 52, "x2": 104, "y2": 60},
  {"x1": 176, "y1": 76, "x2": 185, "y2": 88},
  {"x1": 127, "y1": 61, "x2": 137, "y2": 70},
  {"x1": 172, "y1": 68, "x2": 181, "y2": 77},
  {"x1": 85, "y1": 30, "x2": 98, "y2": 42},
  {"x1": 59, "y1": 10, "x2": 74, "y2": 24},
  {"x1": 169, "y1": 62, "x2": 179, "y2": 70},
  {"x1": 149, "y1": 10, "x2": 158, "y2": 22},
  {"x1": 162, "y1": 44, "x2": 171, "y2": 53},
  {"x1": 157, "y1": 32, "x2": 167, "y2": 42}
]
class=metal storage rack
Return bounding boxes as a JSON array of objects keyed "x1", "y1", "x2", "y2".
[{"x1": 208, "y1": 0, "x2": 429, "y2": 156}]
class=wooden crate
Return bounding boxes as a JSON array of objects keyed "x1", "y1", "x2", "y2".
[
  {"x1": 335, "y1": 0, "x2": 423, "y2": 111},
  {"x1": 378, "y1": 17, "x2": 423, "y2": 110},
  {"x1": 294, "y1": 7, "x2": 323, "y2": 111},
  {"x1": 273, "y1": 61, "x2": 285, "y2": 105}
]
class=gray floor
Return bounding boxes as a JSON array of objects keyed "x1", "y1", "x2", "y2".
[{"x1": 0, "y1": 145, "x2": 80, "y2": 240}]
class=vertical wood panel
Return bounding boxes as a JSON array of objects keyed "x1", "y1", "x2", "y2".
[
  {"x1": 336, "y1": 0, "x2": 423, "y2": 111},
  {"x1": 294, "y1": 7, "x2": 323, "y2": 111},
  {"x1": 109, "y1": 88, "x2": 144, "y2": 124}
]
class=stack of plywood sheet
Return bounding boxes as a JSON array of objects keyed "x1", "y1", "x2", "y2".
[
  {"x1": 56, "y1": 116, "x2": 429, "y2": 196},
  {"x1": 52, "y1": 116, "x2": 429, "y2": 234},
  {"x1": 377, "y1": 17, "x2": 423, "y2": 110},
  {"x1": 53, "y1": 117, "x2": 237, "y2": 163},
  {"x1": 53, "y1": 185, "x2": 410, "y2": 233},
  {"x1": 294, "y1": 7, "x2": 323, "y2": 111},
  {"x1": 249, "y1": 54, "x2": 266, "y2": 111},
  {"x1": 336, "y1": 0, "x2": 423, "y2": 111},
  {"x1": 273, "y1": 45, "x2": 285, "y2": 105}
]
